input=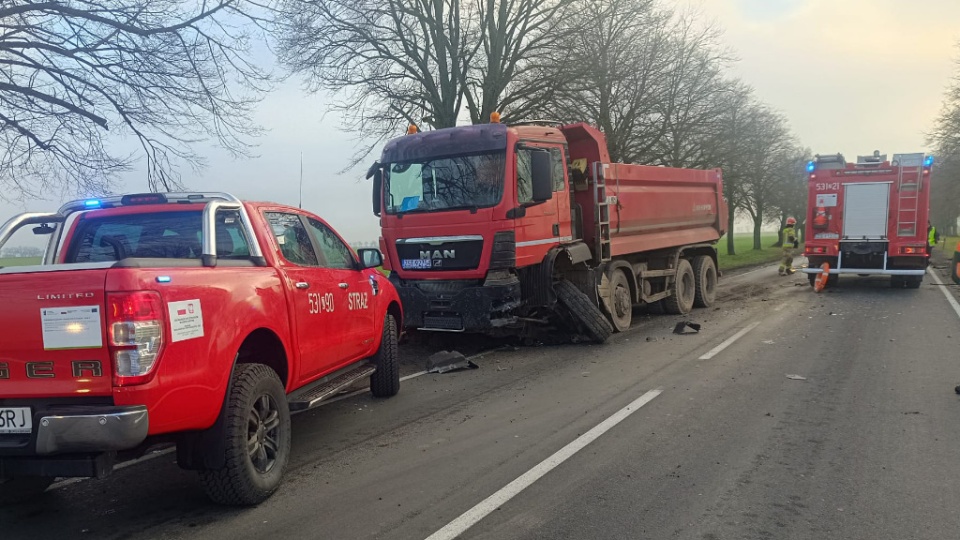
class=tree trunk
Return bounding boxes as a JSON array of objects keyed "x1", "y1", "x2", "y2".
[
  {"x1": 752, "y1": 215, "x2": 763, "y2": 250},
  {"x1": 726, "y1": 202, "x2": 736, "y2": 255}
]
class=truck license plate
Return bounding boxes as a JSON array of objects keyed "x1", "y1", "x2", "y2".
[
  {"x1": 401, "y1": 259, "x2": 433, "y2": 270},
  {"x1": 0, "y1": 407, "x2": 32, "y2": 434}
]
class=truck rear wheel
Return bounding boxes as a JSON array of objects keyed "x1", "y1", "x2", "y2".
[
  {"x1": 664, "y1": 259, "x2": 695, "y2": 315},
  {"x1": 606, "y1": 269, "x2": 634, "y2": 332},
  {"x1": 692, "y1": 255, "x2": 717, "y2": 308},
  {"x1": 0, "y1": 477, "x2": 54, "y2": 505},
  {"x1": 199, "y1": 363, "x2": 291, "y2": 506},
  {"x1": 555, "y1": 280, "x2": 613, "y2": 344},
  {"x1": 370, "y1": 314, "x2": 401, "y2": 397}
]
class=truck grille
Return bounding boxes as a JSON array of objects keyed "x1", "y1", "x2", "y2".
[
  {"x1": 396, "y1": 238, "x2": 484, "y2": 271},
  {"x1": 422, "y1": 314, "x2": 464, "y2": 331}
]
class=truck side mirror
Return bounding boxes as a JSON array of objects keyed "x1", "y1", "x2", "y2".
[
  {"x1": 357, "y1": 248, "x2": 383, "y2": 269},
  {"x1": 372, "y1": 169, "x2": 383, "y2": 217},
  {"x1": 531, "y1": 150, "x2": 553, "y2": 203}
]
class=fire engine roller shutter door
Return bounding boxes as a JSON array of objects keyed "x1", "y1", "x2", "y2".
[{"x1": 842, "y1": 182, "x2": 891, "y2": 240}]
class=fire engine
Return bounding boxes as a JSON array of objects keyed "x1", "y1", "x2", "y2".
[{"x1": 802, "y1": 151, "x2": 932, "y2": 288}]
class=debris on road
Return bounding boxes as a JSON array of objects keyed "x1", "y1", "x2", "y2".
[
  {"x1": 785, "y1": 374, "x2": 807, "y2": 381},
  {"x1": 673, "y1": 321, "x2": 702, "y2": 335},
  {"x1": 426, "y1": 351, "x2": 479, "y2": 374}
]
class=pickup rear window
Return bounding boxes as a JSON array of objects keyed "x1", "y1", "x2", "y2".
[{"x1": 66, "y1": 211, "x2": 251, "y2": 263}]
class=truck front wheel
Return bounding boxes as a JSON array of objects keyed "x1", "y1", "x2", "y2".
[
  {"x1": 555, "y1": 280, "x2": 613, "y2": 344},
  {"x1": 370, "y1": 314, "x2": 401, "y2": 398},
  {"x1": 199, "y1": 363, "x2": 291, "y2": 506},
  {"x1": 664, "y1": 259, "x2": 696, "y2": 315}
]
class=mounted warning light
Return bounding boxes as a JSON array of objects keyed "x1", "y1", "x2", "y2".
[
  {"x1": 84, "y1": 199, "x2": 101, "y2": 208},
  {"x1": 924, "y1": 155, "x2": 934, "y2": 167},
  {"x1": 406, "y1": 124, "x2": 419, "y2": 135},
  {"x1": 806, "y1": 161, "x2": 816, "y2": 173},
  {"x1": 121, "y1": 193, "x2": 168, "y2": 206},
  {"x1": 490, "y1": 112, "x2": 501, "y2": 124}
]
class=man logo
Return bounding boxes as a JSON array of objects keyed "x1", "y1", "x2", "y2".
[{"x1": 420, "y1": 249, "x2": 455, "y2": 259}]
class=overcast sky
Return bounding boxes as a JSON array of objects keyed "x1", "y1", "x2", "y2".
[{"x1": 3, "y1": 0, "x2": 959, "y2": 244}]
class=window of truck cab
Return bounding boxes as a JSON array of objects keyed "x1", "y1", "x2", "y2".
[
  {"x1": 384, "y1": 151, "x2": 506, "y2": 214},
  {"x1": 516, "y1": 146, "x2": 566, "y2": 205}
]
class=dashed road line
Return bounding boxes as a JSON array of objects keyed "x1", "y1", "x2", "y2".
[{"x1": 698, "y1": 321, "x2": 762, "y2": 360}]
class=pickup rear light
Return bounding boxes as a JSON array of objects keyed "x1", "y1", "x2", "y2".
[
  {"x1": 900, "y1": 246, "x2": 925, "y2": 255},
  {"x1": 108, "y1": 291, "x2": 164, "y2": 386}
]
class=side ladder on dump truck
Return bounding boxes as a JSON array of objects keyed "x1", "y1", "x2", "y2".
[{"x1": 592, "y1": 162, "x2": 612, "y2": 264}]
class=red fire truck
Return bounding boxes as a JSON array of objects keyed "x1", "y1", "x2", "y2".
[
  {"x1": 802, "y1": 152, "x2": 933, "y2": 288},
  {"x1": 367, "y1": 118, "x2": 728, "y2": 342}
]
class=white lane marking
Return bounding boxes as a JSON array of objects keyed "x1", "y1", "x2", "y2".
[
  {"x1": 927, "y1": 267, "x2": 960, "y2": 319},
  {"x1": 424, "y1": 388, "x2": 663, "y2": 540},
  {"x1": 698, "y1": 321, "x2": 762, "y2": 360}
]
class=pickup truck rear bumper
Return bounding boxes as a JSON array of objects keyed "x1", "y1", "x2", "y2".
[
  {"x1": 0, "y1": 404, "x2": 148, "y2": 456},
  {"x1": 34, "y1": 405, "x2": 149, "y2": 455}
]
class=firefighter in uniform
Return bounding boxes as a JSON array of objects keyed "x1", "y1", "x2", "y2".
[
  {"x1": 927, "y1": 221, "x2": 939, "y2": 263},
  {"x1": 779, "y1": 217, "x2": 799, "y2": 276}
]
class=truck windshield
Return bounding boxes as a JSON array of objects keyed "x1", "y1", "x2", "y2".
[
  {"x1": 385, "y1": 152, "x2": 506, "y2": 214},
  {"x1": 65, "y1": 211, "x2": 250, "y2": 263}
]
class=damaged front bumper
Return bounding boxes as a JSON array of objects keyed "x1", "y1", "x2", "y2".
[{"x1": 390, "y1": 273, "x2": 522, "y2": 332}]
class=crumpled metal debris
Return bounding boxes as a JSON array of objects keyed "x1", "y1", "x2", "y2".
[
  {"x1": 426, "y1": 350, "x2": 479, "y2": 374},
  {"x1": 785, "y1": 374, "x2": 807, "y2": 381},
  {"x1": 673, "y1": 321, "x2": 701, "y2": 335}
]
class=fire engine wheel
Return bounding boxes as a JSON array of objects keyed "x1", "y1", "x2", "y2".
[
  {"x1": 370, "y1": 314, "x2": 401, "y2": 398},
  {"x1": 199, "y1": 363, "x2": 291, "y2": 506},
  {"x1": 0, "y1": 476, "x2": 54, "y2": 505},
  {"x1": 906, "y1": 276, "x2": 923, "y2": 289},
  {"x1": 606, "y1": 269, "x2": 634, "y2": 332},
  {"x1": 664, "y1": 259, "x2": 696, "y2": 315},
  {"x1": 692, "y1": 255, "x2": 717, "y2": 308},
  {"x1": 555, "y1": 280, "x2": 613, "y2": 344}
]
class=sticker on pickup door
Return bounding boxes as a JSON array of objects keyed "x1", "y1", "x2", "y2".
[
  {"x1": 168, "y1": 299, "x2": 204, "y2": 342},
  {"x1": 0, "y1": 407, "x2": 31, "y2": 434},
  {"x1": 40, "y1": 305, "x2": 103, "y2": 351},
  {"x1": 401, "y1": 259, "x2": 433, "y2": 270}
]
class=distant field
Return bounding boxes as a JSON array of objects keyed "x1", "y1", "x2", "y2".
[
  {"x1": 717, "y1": 233, "x2": 794, "y2": 271},
  {"x1": 0, "y1": 257, "x2": 41, "y2": 267}
]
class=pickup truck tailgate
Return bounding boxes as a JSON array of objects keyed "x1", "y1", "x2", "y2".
[{"x1": 0, "y1": 269, "x2": 112, "y2": 398}]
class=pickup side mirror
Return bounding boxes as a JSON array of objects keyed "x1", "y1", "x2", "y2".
[
  {"x1": 531, "y1": 150, "x2": 553, "y2": 203},
  {"x1": 358, "y1": 248, "x2": 383, "y2": 270}
]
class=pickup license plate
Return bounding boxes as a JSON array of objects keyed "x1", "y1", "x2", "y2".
[{"x1": 0, "y1": 407, "x2": 32, "y2": 434}]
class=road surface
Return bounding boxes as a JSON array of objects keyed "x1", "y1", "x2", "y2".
[{"x1": 4, "y1": 261, "x2": 960, "y2": 540}]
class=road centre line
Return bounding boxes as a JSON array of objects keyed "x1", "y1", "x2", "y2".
[
  {"x1": 927, "y1": 267, "x2": 960, "y2": 320},
  {"x1": 424, "y1": 388, "x2": 663, "y2": 540},
  {"x1": 698, "y1": 321, "x2": 762, "y2": 360}
]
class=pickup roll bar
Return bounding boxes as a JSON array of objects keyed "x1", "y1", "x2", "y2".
[{"x1": 0, "y1": 192, "x2": 265, "y2": 267}]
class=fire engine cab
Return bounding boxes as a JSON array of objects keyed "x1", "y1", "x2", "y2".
[{"x1": 802, "y1": 151, "x2": 933, "y2": 289}]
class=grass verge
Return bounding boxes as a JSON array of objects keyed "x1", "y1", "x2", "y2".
[
  {"x1": 0, "y1": 257, "x2": 41, "y2": 267},
  {"x1": 717, "y1": 233, "x2": 794, "y2": 272}
]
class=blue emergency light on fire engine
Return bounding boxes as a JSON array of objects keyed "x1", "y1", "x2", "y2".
[
  {"x1": 806, "y1": 161, "x2": 816, "y2": 173},
  {"x1": 925, "y1": 155, "x2": 934, "y2": 167},
  {"x1": 83, "y1": 199, "x2": 101, "y2": 208}
]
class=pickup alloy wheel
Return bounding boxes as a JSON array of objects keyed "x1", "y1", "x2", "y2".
[
  {"x1": 200, "y1": 363, "x2": 291, "y2": 506},
  {"x1": 370, "y1": 314, "x2": 401, "y2": 398}
]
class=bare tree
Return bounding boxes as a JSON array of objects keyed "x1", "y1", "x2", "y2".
[
  {"x1": 0, "y1": 0, "x2": 277, "y2": 200},
  {"x1": 278, "y1": 0, "x2": 573, "y2": 166},
  {"x1": 929, "y1": 45, "x2": 960, "y2": 235}
]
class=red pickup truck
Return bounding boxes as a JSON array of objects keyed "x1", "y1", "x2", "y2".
[{"x1": 0, "y1": 192, "x2": 403, "y2": 505}]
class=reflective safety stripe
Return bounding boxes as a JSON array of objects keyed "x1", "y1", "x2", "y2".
[{"x1": 516, "y1": 236, "x2": 573, "y2": 248}]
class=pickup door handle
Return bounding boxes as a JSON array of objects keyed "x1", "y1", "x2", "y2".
[
  {"x1": 338, "y1": 282, "x2": 349, "y2": 289},
  {"x1": 295, "y1": 282, "x2": 310, "y2": 289}
]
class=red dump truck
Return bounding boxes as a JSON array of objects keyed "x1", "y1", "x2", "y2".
[
  {"x1": 802, "y1": 152, "x2": 932, "y2": 288},
  {"x1": 367, "y1": 119, "x2": 728, "y2": 342}
]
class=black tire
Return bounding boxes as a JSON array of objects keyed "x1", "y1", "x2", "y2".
[
  {"x1": 692, "y1": 255, "x2": 718, "y2": 308},
  {"x1": 890, "y1": 275, "x2": 905, "y2": 288},
  {"x1": 808, "y1": 273, "x2": 817, "y2": 287},
  {"x1": 555, "y1": 280, "x2": 613, "y2": 344},
  {"x1": 199, "y1": 364, "x2": 291, "y2": 506},
  {"x1": 906, "y1": 275, "x2": 923, "y2": 289},
  {"x1": 0, "y1": 477, "x2": 54, "y2": 505},
  {"x1": 827, "y1": 274, "x2": 839, "y2": 287},
  {"x1": 664, "y1": 258, "x2": 695, "y2": 315},
  {"x1": 606, "y1": 269, "x2": 633, "y2": 332},
  {"x1": 370, "y1": 314, "x2": 401, "y2": 397}
]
